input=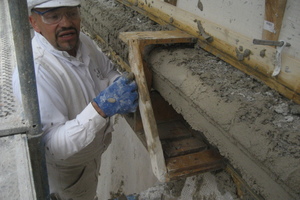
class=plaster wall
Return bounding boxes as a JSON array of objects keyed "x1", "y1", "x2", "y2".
[
  {"x1": 176, "y1": 0, "x2": 264, "y2": 39},
  {"x1": 174, "y1": 0, "x2": 300, "y2": 59},
  {"x1": 280, "y1": 0, "x2": 300, "y2": 59}
]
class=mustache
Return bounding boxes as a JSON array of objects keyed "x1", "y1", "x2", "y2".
[{"x1": 56, "y1": 27, "x2": 78, "y2": 38}]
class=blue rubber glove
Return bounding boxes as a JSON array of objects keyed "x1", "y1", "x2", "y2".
[{"x1": 93, "y1": 72, "x2": 138, "y2": 117}]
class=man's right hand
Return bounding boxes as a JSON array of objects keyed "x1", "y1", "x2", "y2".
[{"x1": 93, "y1": 72, "x2": 138, "y2": 117}]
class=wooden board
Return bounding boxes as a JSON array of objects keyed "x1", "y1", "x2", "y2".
[
  {"x1": 119, "y1": 30, "x2": 197, "y2": 48},
  {"x1": 151, "y1": 90, "x2": 183, "y2": 123},
  {"x1": 162, "y1": 137, "x2": 207, "y2": 158},
  {"x1": 128, "y1": 39, "x2": 167, "y2": 181},
  {"x1": 157, "y1": 120, "x2": 192, "y2": 140},
  {"x1": 166, "y1": 149, "x2": 225, "y2": 180},
  {"x1": 263, "y1": 0, "x2": 287, "y2": 42}
]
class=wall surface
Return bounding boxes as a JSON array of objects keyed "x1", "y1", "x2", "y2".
[
  {"x1": 280, "y1": 0, "x2": 300, "y2": 59},
  {"x1": 176, "y1": 0, "x2": 264, "y2": 39},
  {"x1": 175, "y1": 0, "x2": 300, "y2": 61}
]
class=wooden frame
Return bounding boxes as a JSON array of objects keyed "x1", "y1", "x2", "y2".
[
  {"x1": 119, "y1": 30, "x2": 197, "y2": 181},
  {"x1": 117, "y1": 0, "x2": 300, "y2": 104},
  {"x1": 120, "y1": 30, "x2": 225, "y2": 182}
]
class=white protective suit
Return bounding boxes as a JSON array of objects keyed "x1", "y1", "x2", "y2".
[{"x1": 13, "y1": 31, "x2": 120, "y2": 200}]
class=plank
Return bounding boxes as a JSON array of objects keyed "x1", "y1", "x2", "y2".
[
  {"x1": 157, "y1": 120, "x2": 192, "y2": 140},
  {"x1": 119, "y1": 30, "x2": 197, "y2": 48},
  {"x1": 162, "y1": 137, "x2": 207, "y2": 158},
  {"x1": 128, "y1": 39, "x2": 167, "y2": 181},
  {"x1": 166, "y1": 149, "x2": 224, "y2": 173},
  {"x1": 151, "y1": 90, "x2": 183, "y2": 123},
  {"x1": 167, "y1": 162, "x2": 225, "y2": 181},
  {"x1": 166, "y1": 149, "x2": 225, "y2": 180},
  {"x1": 263, "y1": 0, "x2": 287, "y2": 42}
]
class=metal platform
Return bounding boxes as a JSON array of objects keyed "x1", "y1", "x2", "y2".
[{"x1": 0, "y1": 134, "x2": 36, "y2": 200}]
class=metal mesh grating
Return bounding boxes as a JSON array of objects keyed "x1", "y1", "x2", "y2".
[
  {"x1": 0, "y1": 0, "x2": 27, "y2": 137},
  {"x1": 0, "y1": 0, "x2": 16, "y2": 118}
]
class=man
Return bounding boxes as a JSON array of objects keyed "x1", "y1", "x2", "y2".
[{"x1": 13, "y1": 0, "x2": 138, "y2": 199}]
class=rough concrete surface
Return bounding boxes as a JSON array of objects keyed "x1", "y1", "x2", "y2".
[{"x1": 80, "y1": 0, "x2": 300, "y2": 199}]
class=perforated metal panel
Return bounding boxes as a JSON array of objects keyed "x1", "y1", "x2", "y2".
[
  {"x1": 0, "y1": 0, "x2": 28, "y2": 136},
  {"x1": 0, "y1": 0, "x2": 16, "y2": 118}
]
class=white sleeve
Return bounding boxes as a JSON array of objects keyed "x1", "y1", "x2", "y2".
[
  {"x1": 43, "y1": 103, "x2": 108, "y2": 160},
  {"x1": 14, "y1": 65, "x2": 110, "y2": 161}
]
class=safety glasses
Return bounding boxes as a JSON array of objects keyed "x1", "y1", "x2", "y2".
[{"x1": 32, "y1": 6, "x2": 80, "y2": 25}]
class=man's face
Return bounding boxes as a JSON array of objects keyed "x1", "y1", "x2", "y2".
[{"x1": 29, "y1": 6, "x2": 81, "y2": 56}]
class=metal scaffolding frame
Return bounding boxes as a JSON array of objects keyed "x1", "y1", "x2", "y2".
[{"x1": 5, "y1": 0, "x2": 49, "y2": 199}]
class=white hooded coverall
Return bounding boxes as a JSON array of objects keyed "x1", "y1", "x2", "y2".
[{"x1": 13, "y1": 31, "x2": 120, "y2": 200}]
